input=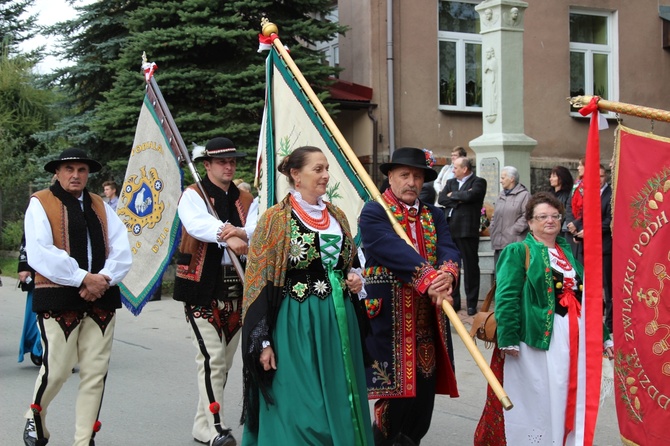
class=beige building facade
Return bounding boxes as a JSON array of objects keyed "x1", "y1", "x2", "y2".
[{"x1": 331, "y1": 0, "x2": 670, "y2": 188}]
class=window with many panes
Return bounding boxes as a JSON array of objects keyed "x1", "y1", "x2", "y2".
[
  {"x1": 438, "y1": 0, "x2": 482, "y2": 111},
  {"x1": 569, "y1": 9, "x2": 618, "y2": 115},
  {"x1": 313, "y1": 9, "x2": 340, "y2": 69}
]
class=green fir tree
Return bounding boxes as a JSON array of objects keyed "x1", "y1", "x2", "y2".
[{"x1": 47, "y1": 0, "x2": 345, "y2": 182}]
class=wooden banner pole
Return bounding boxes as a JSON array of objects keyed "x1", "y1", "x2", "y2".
[
  {"x1": 570, "y1": 95, "x2": 670, "y2": 123},
  {"x1": 262, "y1": 21, "x2": 512, "y2": 410}
]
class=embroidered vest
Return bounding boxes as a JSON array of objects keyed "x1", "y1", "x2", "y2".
[
  {"x1": 282, "y1": 215, "x2": 350, "y2": 302},
  {"x1": 173, "y1": 183, "x2": 253, "y2": 305},
  {"x1": 31, "y1": 189, "x2": 121, "y2": 312}
]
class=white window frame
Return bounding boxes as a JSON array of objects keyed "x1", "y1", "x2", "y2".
[
  {"x1": 569, "y1": 8, "x2": 619, "y2": 118},
  {"x1": 437, "y1": 0, "x2": 483, "y2": 112},
  {"x1": 313, "y1": 9, "x2": 340, "y2": 69}
]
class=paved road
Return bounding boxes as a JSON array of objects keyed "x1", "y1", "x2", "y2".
[{"x1": 0, "y1": 277, "x2": 621, "y2": 445}]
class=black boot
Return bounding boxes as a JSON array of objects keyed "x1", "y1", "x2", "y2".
[
  {"x1": 211, "y1": 429, "x2": 236, "y2": 446},
  {"x1": 391, "y1": 433, "x2": 418, "y2": 446}
]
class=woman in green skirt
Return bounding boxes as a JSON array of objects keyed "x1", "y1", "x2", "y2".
[{"x1": 241, "y1": 146, "x2": 373, "y2": 445}]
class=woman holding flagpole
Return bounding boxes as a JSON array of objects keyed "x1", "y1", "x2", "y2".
[{"x1": 240, "y1": 146, "x2": 373, "y2": 445}]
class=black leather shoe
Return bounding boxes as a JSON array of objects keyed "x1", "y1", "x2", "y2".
[
  {"x1": 30, "y1": 353, "x2": 42, "y2": 367},
  {"x1": 211, "y1": 430, "x2": 236, "y2": 446},
  {"x1": 24, "y1": 419, "x2": 47, "y2": 446},
  {"x1": 467, "y1": 307, "x2": 477, "y2": 316},
  {"x1": 391, "y1": 432, "x2": 418, "y2": 446}
]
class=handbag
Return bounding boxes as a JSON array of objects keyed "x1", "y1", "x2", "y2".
[
  {"x1": 470, "y1": 284, "x2": 497, "y2": 346},
  {"x1": 469, "y1": 243, "x2": 529, "y2": 347}
]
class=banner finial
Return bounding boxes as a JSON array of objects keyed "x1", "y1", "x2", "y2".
[{"x1": 261, "y1": 17, "x2": 278, "y2": 37}]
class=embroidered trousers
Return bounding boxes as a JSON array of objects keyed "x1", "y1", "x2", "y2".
[
  {"x1": 26, "y1": 312, "x2": 115, "y2": 446},
  {"x1": 187, "y1": 298, "x2": 242, "y2": 443}
]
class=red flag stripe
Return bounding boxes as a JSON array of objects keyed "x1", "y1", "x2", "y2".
[{"x1": 578, "y1": 97, "x2": 604, "y2": 445}]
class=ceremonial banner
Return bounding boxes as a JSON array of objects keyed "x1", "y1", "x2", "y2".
[
  {"x1": 256, "y1": 50, "x2": 371, "y2": 243},
  {"x1": 612, "y1": 125, "x2": 670, "y2": 445},
  {"x1": 117, "y1": 94, "x2": 182, "y2": 314}
]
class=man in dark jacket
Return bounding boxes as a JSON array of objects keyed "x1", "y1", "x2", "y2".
[
  {"x1": 360, "y1": 147, "x2": 461, "y2": 445},
  {"x1": 439, "y1": 157, "x2": 487, "y2": 315}
]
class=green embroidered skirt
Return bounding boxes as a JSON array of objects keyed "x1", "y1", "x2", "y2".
[{"x1": 242, "y1": 292, "x2": 373, "y2": 445}]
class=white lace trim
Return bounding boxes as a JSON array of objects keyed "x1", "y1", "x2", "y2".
[{"x1": 290, "y1": 189, "x2": 326, "y2": 218}]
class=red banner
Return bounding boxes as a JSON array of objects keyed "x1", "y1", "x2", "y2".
[{"x1": 612, "y1": 125, "x2": 670, "y2": 446}]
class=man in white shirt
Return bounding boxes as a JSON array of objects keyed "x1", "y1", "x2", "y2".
[
  {"x1": 173, "y1": 137, "x2": 253, "y2": 446},
  {"x1": 22, "y1": 148, "x2": 132, "y2": 446},
  {"x1": 433, "y1": 146, "x2": 467, "y2": 204}
]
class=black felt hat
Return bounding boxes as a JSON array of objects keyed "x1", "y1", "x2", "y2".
[
  {"x1": 44, "y1": 148, "x2": 102, "y2": 174},
  {"x1": 195, "y1": 137, "x2": 247, "y2": 160},
  {"x1": 379, "y1": 147, "x2": 438, "y2": 182}
]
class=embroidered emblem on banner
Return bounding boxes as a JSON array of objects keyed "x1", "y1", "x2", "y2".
[
  {"x1": 611, "y1": 126, "x2": 670, "y2": 444},
  {"x1": 118, "y1": 166, "x2": 165, "y2": 235}
]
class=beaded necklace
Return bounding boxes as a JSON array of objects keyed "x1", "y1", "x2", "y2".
[
  {"x1": 289, "y1": 194, "x2": 330, "y2": 230},
  {"x1": 549, "y1": 244, "x2": 573, "y2": 271}
]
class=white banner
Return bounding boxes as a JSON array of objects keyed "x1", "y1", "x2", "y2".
[
  {"x1": 256, "y1": 51, "x2": 370, "y2": 243},
  {"x1": 117, "y1": 95, "x2": 182, "y2": 314}
]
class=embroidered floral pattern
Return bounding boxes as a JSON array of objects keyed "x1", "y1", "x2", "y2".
[
  {"x1": 370, "y1": 360, "x2": 392, "y2": 386},
  {"x1": 185, "y1": 300, "x2": 242, "y2": 344},
  {"x1": 313, "y1": 279, "x2": 329, "y2": 296},
  {"x1": 288, "y1": 239, "x2": 308, "y2": 264},
  {"x1": 411, "y1": 262, "x2": 437, "y2": 292},
  {"x1": 288, "y1": 218, "x2": 319, "y2": 269},
  {"x1": 281, "y1": 213, "x2": 352, "y2": 303},
  {"x1": 44, "y1": 310, "x2": 81, "y2": 341},
  {"x1": 294, "y1": 282, "x2": 309, "y2": 299},
  {"x1": 88, "y1": 307, "x2": 115, "y2": 336},
  {"x1": 419, "y1": 207, "x2": 438, "y2": 264},
  {"x1": 43, "y1": 308, "x2": 115, "y2": 340},
  {"x1": 539, "y1": 246, "x2": 554, "y2": 349},
  {"x1": 416, "y1": 292, "x2": 437, "y2": 377}
]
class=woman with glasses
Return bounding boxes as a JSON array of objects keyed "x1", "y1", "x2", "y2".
[{"x1": 475, "y1": 192, "x2": 612, "y2": 445}]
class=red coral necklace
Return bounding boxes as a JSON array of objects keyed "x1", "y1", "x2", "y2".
[
  {"x1": 549, "y1": 245, "x2": 573, "y2": 271},
  {"x1": 290, "y1": 194, "x2": 330, "y2": 230}
]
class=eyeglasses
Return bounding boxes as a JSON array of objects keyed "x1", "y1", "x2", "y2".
[{"x1": 533, "y1": 214, "x2": 562, "y2": 222}]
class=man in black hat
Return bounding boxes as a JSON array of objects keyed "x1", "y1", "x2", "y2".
[
  {"x1": 173, "y1": 137, "x2": 253, "y2": 446},
  {"x1": 22, "y1": 148, "x2": 132, "y2": 446},
  {"x1": 359, "y1": 147, "x2": 461, "y2": 445}
]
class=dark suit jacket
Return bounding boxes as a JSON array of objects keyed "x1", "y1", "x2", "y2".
[
  {"x1": 601, "y1": 184, "x2": 612, "y2": 254},
  {"x1": 438, "y1": 174, "x2": 487, "y2": 238},
  {"x1": 420, "y1": 181, "x2": 436, "y2": 204}
]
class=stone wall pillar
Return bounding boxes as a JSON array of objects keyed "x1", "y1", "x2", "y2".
[{"x1": 470, "y1": 0, "x2": 536, "y2": 205}]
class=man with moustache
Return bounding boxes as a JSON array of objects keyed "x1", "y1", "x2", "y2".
[
  {"x1": 22, "y1": 148, "x2": 132, "y2": 446},
  {"x1": 174, "y1": 137, "x2": 253, "y2": 446},
  {"x1": 359, "y1": 147, "x2": 461, "y2": 445}
]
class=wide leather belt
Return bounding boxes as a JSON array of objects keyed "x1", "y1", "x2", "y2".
[{"x1": 221, "y1": 265, "x2": 242, "y2": 283}]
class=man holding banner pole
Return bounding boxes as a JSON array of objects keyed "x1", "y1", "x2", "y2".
[
  {"x1": 173, "y1": 137, "x2": 253, "y2": 446},
  {"x1": 359, "y1": 147, "x2": 461, "y2": 446}
]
